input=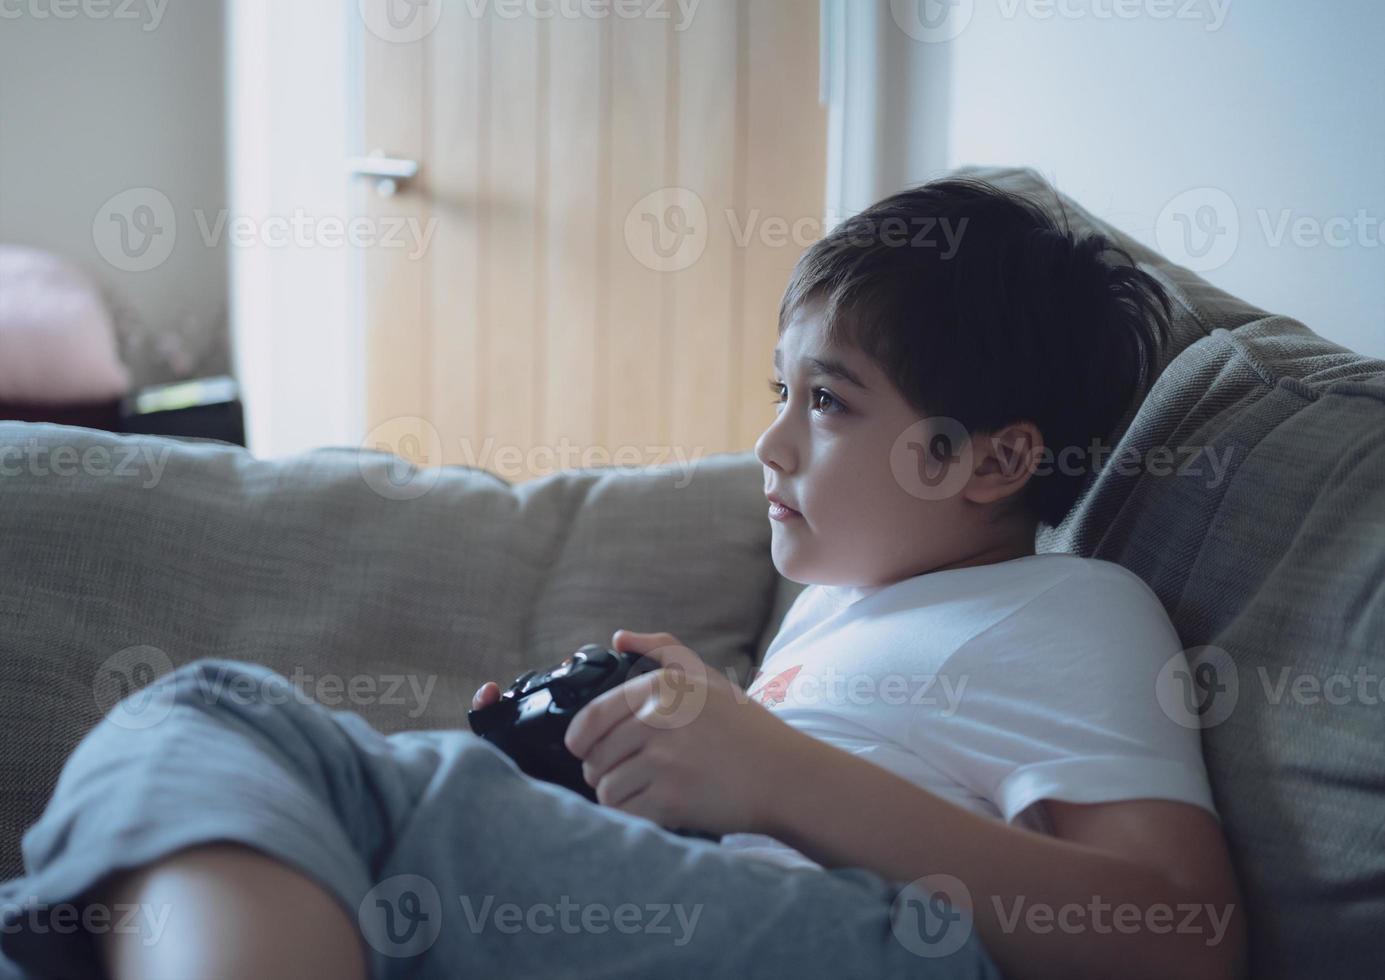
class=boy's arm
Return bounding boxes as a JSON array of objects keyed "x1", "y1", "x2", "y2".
[{"x1": 763, "y1": 733, "x2": 1246, "y2": 980}]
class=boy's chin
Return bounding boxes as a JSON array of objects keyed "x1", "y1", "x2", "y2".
[{"x1": 769, "y1": 544, "x2": 833, "y2": 588}]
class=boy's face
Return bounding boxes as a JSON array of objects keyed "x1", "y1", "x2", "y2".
[{"x1": 754, "y1": 301, "x2": 1017, "y2": 588}]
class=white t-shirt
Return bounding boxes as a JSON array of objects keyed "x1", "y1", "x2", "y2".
[{"x1": 718, "y1": 553, "x2": 1217, "y2": 870}]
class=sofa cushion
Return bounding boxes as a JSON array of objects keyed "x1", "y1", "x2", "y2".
[
  {"x1": 1049, "y1": 318, "x2": 1384, "y2": 979},
  {"x1": 0, "y1": 429, "x2": 781, "y2": 880},
  {"x1": 962, "y1": 167, "x2": 1385, "y2": 978}
]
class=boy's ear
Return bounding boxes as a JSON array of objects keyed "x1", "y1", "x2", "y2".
[{"x1": 962, "y1": 421, "x2": 1043, "y2": 506}]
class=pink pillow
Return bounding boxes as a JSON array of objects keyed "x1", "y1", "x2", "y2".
[{"x1": 0, "y1": 245, "x2": 130, "y2": 405}]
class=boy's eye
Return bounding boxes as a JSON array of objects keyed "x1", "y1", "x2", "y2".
[{"x1": 766, "y1": 378, "x2": 844, "y2": 414}]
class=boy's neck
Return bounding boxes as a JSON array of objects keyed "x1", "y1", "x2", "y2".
[{"x1": 928, "y1": 515, "x2": 1039, "y2": 576}]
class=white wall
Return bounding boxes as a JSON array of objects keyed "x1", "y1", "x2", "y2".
[
  {"x1": 0, "y1": 0, "x2": 230, "y2": 385},
  {"x1": 227, "y1": 0, "x2": 361, "y2": 459},
  {"x1": 857, "y1": 0, "x2": 1385, "y2": 358}
]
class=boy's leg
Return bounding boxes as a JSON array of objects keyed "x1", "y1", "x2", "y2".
[
  {"x1": 0, "y1": 659, "x2": 1001, "y2": 980},
  {"x1": 93, "y1": 842, "x2": 367, "y2": 980}
]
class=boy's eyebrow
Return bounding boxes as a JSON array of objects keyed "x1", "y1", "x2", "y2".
[{"x1": 773, "y1": 347, "x2": 870, "y2": 391}]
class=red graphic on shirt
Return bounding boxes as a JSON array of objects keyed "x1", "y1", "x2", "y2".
[{"x1": 747, "y1": 664, "x2": 802, "y2": 708}]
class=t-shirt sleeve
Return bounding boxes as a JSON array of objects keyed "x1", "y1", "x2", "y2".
[{"x1": 923, "y1": 562, "x2": 1218, "y2": 830}]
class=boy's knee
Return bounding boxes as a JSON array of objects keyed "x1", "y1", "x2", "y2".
[
  {"x1": 101, "y1": 658, "x2": 316, "y2": 736},
  {"x1": 92, "y1": 842, "x2": 367, "y2": 980}
]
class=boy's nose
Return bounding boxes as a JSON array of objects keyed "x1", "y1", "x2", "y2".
[{"x1": 754, "y1": 421, "x2": 795, "y2": 475}]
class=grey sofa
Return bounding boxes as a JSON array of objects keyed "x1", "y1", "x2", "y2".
[{"x1": 1, "y1": 166, "x2": 1380, "y2": 978}]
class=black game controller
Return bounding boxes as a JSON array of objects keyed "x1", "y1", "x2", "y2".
[{"x1": 467, "y1": 644, "x2": 720, "y2": 842}]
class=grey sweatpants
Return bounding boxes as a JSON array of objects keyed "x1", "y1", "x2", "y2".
[{"x1": 0, "y1": 660, "x2": 1002, "y2": 979}]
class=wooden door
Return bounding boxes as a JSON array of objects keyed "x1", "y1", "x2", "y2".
[{"x1": 355, "y1": 0, "x2": 827, "y2": 482}]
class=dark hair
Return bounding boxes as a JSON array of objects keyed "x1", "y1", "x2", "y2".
[{"x1": 779, "y1": 176, "x2": 1173, "y2": 528}]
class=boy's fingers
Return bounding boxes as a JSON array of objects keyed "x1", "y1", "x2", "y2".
[
  {"x1": 616, "y1": 632, "x2": 697, "y2": 669},
  {"x1": 471, "y1": 681, "x2": 501, "y2": 710},
  {"x1": 612, "y1": 630, "x2": 688, "y2": 664}
]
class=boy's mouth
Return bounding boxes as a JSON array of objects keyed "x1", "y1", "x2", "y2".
[{"x1": 766, "y1": 494, "x2": 803, "y2": 521}]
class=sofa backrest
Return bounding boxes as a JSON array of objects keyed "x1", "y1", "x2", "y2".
[
  {"x1": 0, "y1": 436, "x2": 781, "y2": 880},
  {"x1": 968, "y1": 166, "x2": 1384, "y2": 978}
]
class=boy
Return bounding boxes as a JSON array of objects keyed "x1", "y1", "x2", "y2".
[{"x1": 0, "y1": 178, "x2": 1244, "y2": 980}]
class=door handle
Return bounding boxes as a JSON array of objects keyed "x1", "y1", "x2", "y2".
[{"x1": 347, "y1": 151, "x2": 420, "y2": 198}]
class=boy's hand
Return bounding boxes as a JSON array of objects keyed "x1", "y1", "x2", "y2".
[{"x1": 564, "y1": 629, "x2": 809, "y2": 836}]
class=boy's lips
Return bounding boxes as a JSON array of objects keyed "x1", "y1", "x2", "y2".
[{"x1": 766, "y1": 493, "x2": 802, "y2": 521}]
